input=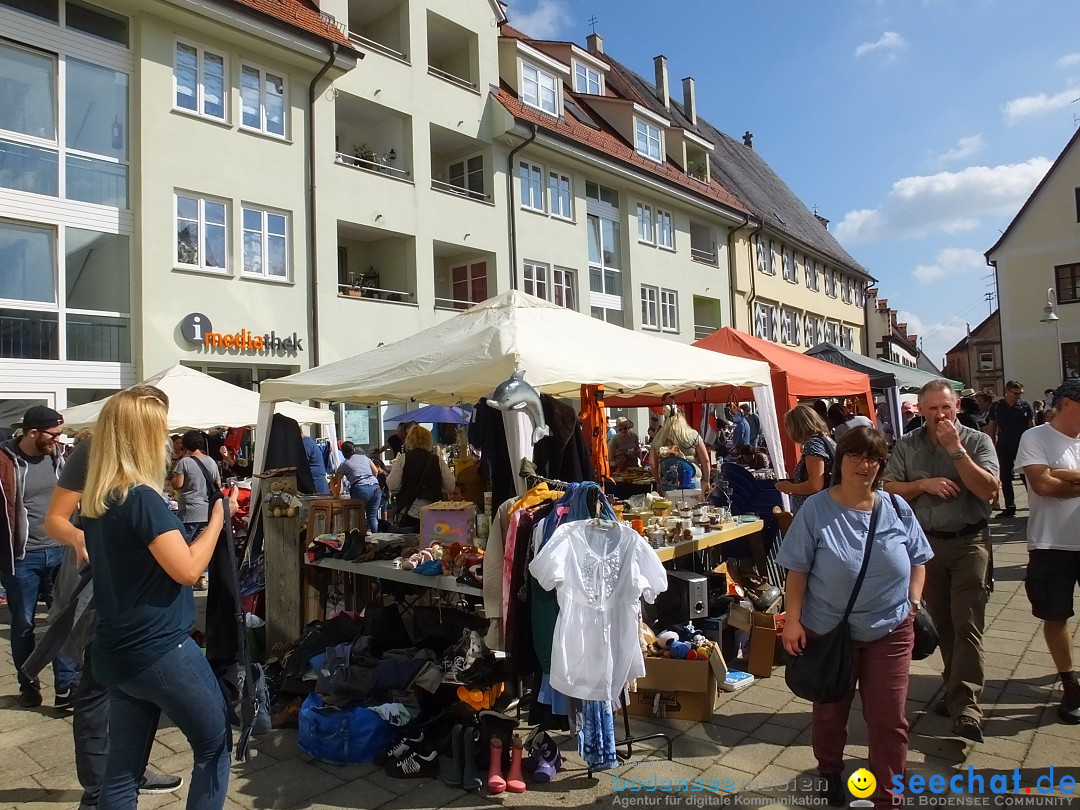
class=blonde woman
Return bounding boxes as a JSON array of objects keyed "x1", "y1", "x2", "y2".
[
  {"x1": 81, "y1": 388, "x2": 228, "y2": 810},
  {"x1": 777, "y1": 404, "x2": 837, "y2": 514},
  {"x1": 386, "y1": 424, "x2": 455, "y2": 531},
  {"x1": 649, "y1": 405, "x2": 712, "y2": 495}
]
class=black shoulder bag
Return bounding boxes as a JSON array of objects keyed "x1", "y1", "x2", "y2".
[
  {"x1": 785, "y1": 495, "x2": 882, "y2": 704},
  {"x1": 887, "y1": 493, "x2": 940, "y2": 660},
  {"x1": 391, "y1": 451, "x2": 436, "y2": 524}
]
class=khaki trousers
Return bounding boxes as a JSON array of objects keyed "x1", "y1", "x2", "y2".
[{"x1": 924, "y1": 529, "x2": 991, "y2": 721}]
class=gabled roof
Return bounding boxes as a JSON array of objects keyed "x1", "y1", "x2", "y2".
[
  {"x1": 985, "y1": 126, "x2": 1080, "y2": 259},
  {"x1": 944, "y1": 309, "x2": 999, "y2": 356},
  {"x1": 603, "y1": 58, "x2": 872, "y2": 279},
  {"x1": 229, "y1": 0, "x2": 351, "y2": 47}
]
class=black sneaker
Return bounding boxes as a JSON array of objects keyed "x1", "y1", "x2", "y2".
[
  {"x1": 17, "y1": 685, "x2": 42, "y2": 708},
  {"x1": 54, "y1": 688, "x2": 74, "y2": 709},
  {"x1": 953, "y1": 715, "x2": 983, "y2": 743},
  {"x1": 384, "y1": 748, "x2": 439, "y2": 779},
  {"x1": 1058, "y1": 681, "x2": 1080, "y2": 725},
  {"x1": 139, "y1": 772, "x2": 183, "y2": 793},
  {"x1": 933, "y1": 698, "x2": 950, "y2": 717},
  {"x1": 995, "y1": 508, "x2": 1016, "y2": 519},
  {"x1": 820, "y1": 772, "x2": 846, "y2": 808},
  {"x1": 374, "y1": 732, "x2": 427, "y2": 766}
]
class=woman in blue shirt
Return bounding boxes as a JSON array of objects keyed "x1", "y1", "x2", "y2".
[
  {"x1": 778, "y1": 426, "x2": 932, "y2": 809},
  {"x1": 334, "y1": 442, "x2": 384, "y2": 533},
  {"x1": 776, "y1": 404, "x2": 836, "y2": 514},
  {"x1": 81, "y1": 388, "x2": 229, "y2": 810}
]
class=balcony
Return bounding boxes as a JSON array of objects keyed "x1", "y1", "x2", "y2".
[
  {"x1": 347, "y1": 0, "x2": 408, "y2": 62},
  {"x1": 335, "y1": 93, "x2": 412, "y2": 183},
  {"x1": 430, "y1": 124, "x2": 490, "y2": 203},
  {"x1": 685, "y1": 143, "x2": 710, "y2": 184},
  {"x1": 433, "y1": 241, "x2": 495, "y2": 311},
  {"x1": 426, "y1": 10, "x2": 479, "y2": 91},
  {"x1": 689, "y1": 221, "x2": 717, "y2": 266},
  {"x1": 337, "y1": 223, "x2": 416, "y2": 305},
  {"x1": 692, "y1": 295, "x2": 723, "y2": 341}
]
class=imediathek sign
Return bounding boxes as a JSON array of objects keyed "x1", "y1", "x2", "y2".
[{"x1": 180, "y1": 313, "x2": 304, "y2": 354}]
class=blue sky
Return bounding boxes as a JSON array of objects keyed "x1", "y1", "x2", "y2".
[{"x1": 505, "y1": 0, "x2": 1080, "y2": 367}]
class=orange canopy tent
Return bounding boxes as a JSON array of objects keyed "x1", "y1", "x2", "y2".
[{"x1": 609, "y1": 328, "x2": 875, "y2": 473}]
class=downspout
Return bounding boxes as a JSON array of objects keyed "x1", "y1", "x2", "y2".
[
  {"x1": 725, "y1": 213, "x2": 750, "y2": 328},
  {"x1": 744, "y1": 218, "x2": 764, "y2": 330},
  {"x1": 307, "y1": 43, "x2": 339, "y2": 368},
  {"x1": 505, "y1": 123, "x2": 537, "y2": 291}
]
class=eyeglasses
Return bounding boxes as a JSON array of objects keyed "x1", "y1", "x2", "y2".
[
  {"x1": 844, "y1": 453, "x2": 883, "y2": 466},
  {"x1": 38, "y1": 429, "x2": 64, "y2": 439}
]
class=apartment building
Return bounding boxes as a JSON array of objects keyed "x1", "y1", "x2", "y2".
[
  {"x1": 943, "y1": 310, "x2": 1004, "y2": 394},
  {"x1": 0, "y1": 0, "x2": 354, "y2": 425}
]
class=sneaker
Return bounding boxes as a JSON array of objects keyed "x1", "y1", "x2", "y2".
[
  {"x1": 995, "y1": 507, "x2": 1016, "y2": 519},
  {"x1": 1058, "y1": 681, "x2": 1080, "y2": 725},
  {"x1": 820, "y1": 772, "x2": 846, "y2": 808},
  {"x1": 384, "y1": 748, "x2": 439, "y2": 779},
  {"x1": 953, "y1": 715, "x2": 984, "y2": 743},
  {"x1": 54, "y1": 687, "x2": 74, "y2": 709},
  {"x1": 139, "y1": 771, "x2": 183, "y2": 794},
  {"x1": 17, "y1": 685, "x2": 42, "y2": 708},
  {"x1": 374, "y1": 731, "x2": 427, "y2": 766}
]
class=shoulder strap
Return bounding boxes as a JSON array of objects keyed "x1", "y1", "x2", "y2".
[{"x1": 841, "y1": 495, "x2": 882, "y2": 621}]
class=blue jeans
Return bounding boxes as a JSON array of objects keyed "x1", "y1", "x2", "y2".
[
  {"x1": 0, "y1": 545, "x2": 77, "y2": 692},
  {"x1": 182, "y1": 522, "x2": 207, "y2": 544},
  {"x1": 350, "y1": 482, "x2": 382, "y2": 533},
  {"x1": 101, "y1": 637, "x2": 230, "y2": 810}
]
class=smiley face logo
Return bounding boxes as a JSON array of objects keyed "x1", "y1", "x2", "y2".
[{"x1": 848, "y1": 768, "x2": 877, "y2": 799}]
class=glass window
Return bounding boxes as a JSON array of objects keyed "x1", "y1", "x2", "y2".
[
  {"x1": 65, "y1": 228, "x2": 129, "y2": 311},
  {"x1": 573, "y1": 62, "x2": 601, "y2": 95},
  {"x1": 601, "y1": 217, "x2": 620, "y2": 268},
  {"x1": 0, "y1": 220, "x2": 55, "y2": 303},
  {"x1": 203, "y1": 53, "x2": 225, "y2": 120},
  {"x1": 66, "y1": 59, "x2": 128, "y2": 159},
  {"x1": 552, "y1": 266, "x2": 575, "y2": 309},
  {"x1": 66, "y1": 154, "x2": 126, "y2": 207},
  {"x1": 636, "y1": 202, "x2": 654, "y2": 243},
  {"x1": 767, "y1": 240, "x2": 776, "y2": 274},
  {"x1": 66, "y1": 313, "x2": 129, "y2": 361},
  {"x1": 0, "y1": 138, "x2": 59, "y2": 196},
  {"x1": 0, "y1": 0, "x2": 58, "y2": 21},
  {"x1": 523, "y1": 261, "x2": 548, "y2": 299},
  {"x1": 241, "y1": 65, "x2": 260, "y2": 129},
  {"x1": 519, "y1": 162, "x2": 543, "y2": 211},
  {"x1": 448, "y1": 155, "x2": 485, "y2": 199},
  {"x1": 175, "y1": 43, "x2": 198, "y2": 112},
  {"x1": 176, "y1": 43, "x2": 227, "y2": 120},
  {"x1": 521, "y1": 62, "x2": 558, "y2": 115},
  {"x1": 660, "y1": 288, "x2": 678, "y2": 332},
  {"x1": 640, "y1": 285, "x2": 658, "y2": 329},
  {"x1": 176, "y1": 193, "x2": 227, "y2": 271},
  {"x1": 0, "y1": 42, "x2": 56, "y2": 141},
  {"x1": 450, "y1": 262, "x2": 487, "y2": 308},
  {"x1": 634, "y1": 118, "x2": 661, "y2": 161},
  {"x1": 242, "y1": 206, "x2": 289, "y2": 279},
  {"x1": 548, "y1": 171, "x2": 571, "y2": 219},
  {"x1": 1062, "y1": 342, "x2": 1080, "y2": 380},
  {"x1": 0, "y1": 308, "x2": 58, "y2": 359},
  {"x1": 656, "y1": 209, "x2": 674, "y2": 249},
  {"x1": 1056, "y1": 262, "x2": 1080, "y2": 304},
  {"x1": 239, "y1": 65, "x2": 285, "y2": 135},
  {"x1": 755, "y1": 234, "x2": 767, "y2": 273},
  {"x1": 67, "y1": 0, "x2": 128, "y2": 46}
]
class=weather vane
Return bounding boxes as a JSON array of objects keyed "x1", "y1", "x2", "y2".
[{"x1": 587, "y1": 14, "x2": 598, "y2": 34}]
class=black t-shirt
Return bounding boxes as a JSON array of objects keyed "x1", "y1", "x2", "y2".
[
  {"x1": 84, "y1": 485, "x2": 190, "y2": 686},
  {"x1": 387, "y1": 434, "x2": 405, "y2": 458},
  {"x1": 58, "y1": 438, "x2": 90, "y2": 491},
  {"x1": 990, "y1": 398, "x2": 1035, "y2": 445}
]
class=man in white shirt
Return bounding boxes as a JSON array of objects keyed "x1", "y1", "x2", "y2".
[{"x1": 1016, "y1": 378, "x2": 1080, "y2": 724}]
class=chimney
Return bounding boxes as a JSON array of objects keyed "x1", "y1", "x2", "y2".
[
  {"x1": 586, "y1": 32, "x2": 603, "y2": 54},
  {"x1": 742, "y1": 130, "x2": 753, "y2": 148},
  {"x1": 682, "y1": 77, "x2": 697, "y2": 125},
  {"x1": 654, "y1": 55, "x2": 669, "y2": 109},
  {"x1": 814, "y1": 212, "x2": 830, "y2": 229}
]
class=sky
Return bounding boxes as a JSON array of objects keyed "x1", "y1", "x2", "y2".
[{"x1": 503, "y1": 0, "x2": 1080, "y2": 368}]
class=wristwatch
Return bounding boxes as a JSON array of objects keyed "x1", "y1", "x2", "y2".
[
  {"x1": 949, "y1": 447, "x2": 968, "y2": 460},
  {"x1": 909, "y1": 598, "x2": 923, "y2": 612}
]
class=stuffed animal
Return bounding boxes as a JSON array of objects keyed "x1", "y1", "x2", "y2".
[{"x1": 669, "y1": 641, "x2": 691, "y2": 659}]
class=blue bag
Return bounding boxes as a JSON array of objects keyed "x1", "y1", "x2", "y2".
[{"x1": 297, "y1": 693, "x2": 395, "y2": 765}]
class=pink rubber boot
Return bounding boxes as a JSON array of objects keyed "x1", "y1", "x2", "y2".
[
  {"x1": 506, "y1": 735, "x2": 526, "y2": 793},
  {"x1": 487, "y1": 738, "x2": 506, "y2": 794}
]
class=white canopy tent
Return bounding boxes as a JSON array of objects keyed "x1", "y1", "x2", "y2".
[{"x1": 258, "y1": 291, "x2": 786, "y2": 479}]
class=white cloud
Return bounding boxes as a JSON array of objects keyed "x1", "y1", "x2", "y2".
[
  {"x1": 508, "y1": 0, "x2": 571, "y2": 39},
  {"x1": 1057, "y1": 53, "x2": 1080, "y2": 69},
  {"x1": 912, "y1": 248, "x2": 986, "y2": 284},
  {"x1": 834, "y1": 157, "x2": 1051, "y2": 244},
  {"x1": 895, "y1": 311, "x2": 969, "y2": 368},
  {"x1": 854, "y1": 31, "x2": 906, "y2": 58},
  {"x1": 1003, "y1": 87, "x2": 1079, "y2": 123},
  {"x1": 935, "y1": 134, "x2": 984, "y2": 165}
]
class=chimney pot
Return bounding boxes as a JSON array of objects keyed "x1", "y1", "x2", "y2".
[
  {"x1": 681, "y1": 76, "x2": 697, "y2": 125},
  {"x1": 742, "y1": 130, "x2": 753, "y2": 148},
  {"x1": 587, "y1": 32, "x2": 603, "y2": 54},
  {"x1": 654, "y1": 55, "x2": 669, "y2": 109}
]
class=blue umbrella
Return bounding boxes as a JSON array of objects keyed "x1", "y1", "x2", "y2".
[{"x1": 383, "y1": 404, "x2": 471, "y2": 424}]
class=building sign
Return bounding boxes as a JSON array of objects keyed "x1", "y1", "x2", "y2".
[{"x1": 180, "y1": 313, "x2": 304, "y2": 354}]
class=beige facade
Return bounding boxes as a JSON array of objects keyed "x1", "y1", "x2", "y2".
[
  {"x1": 942, "y1": 311, "x2": 1003, "y2": 395},
  {"x1": 988, "y1": 128, "x2": 1080, "y2": 395}
]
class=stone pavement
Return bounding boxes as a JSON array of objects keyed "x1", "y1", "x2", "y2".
[{"x1": 3, "y1": 487, "x2": 1080, "y2": 810}]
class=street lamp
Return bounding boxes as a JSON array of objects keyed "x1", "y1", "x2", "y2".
[{"x1": 1040, "y1": 287, "x2": 1062, "y2": 378}]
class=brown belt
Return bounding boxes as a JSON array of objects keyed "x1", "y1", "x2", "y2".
[{"x1": 925, "y1": 519, "x2": 987, "y2": 540}]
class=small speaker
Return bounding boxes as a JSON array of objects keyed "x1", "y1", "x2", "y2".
[{"x1": 654, "y1": 569, "x2": 708, "y2": 624}]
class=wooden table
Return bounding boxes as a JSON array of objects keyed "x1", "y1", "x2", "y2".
[{"x1": 652, "y1": 519, "x2": 764, "y2": 563}]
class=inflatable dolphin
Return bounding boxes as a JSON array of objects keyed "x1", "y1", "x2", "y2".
[{"x1": 487, "y1": 370, "x2": 552, "y2": 444}]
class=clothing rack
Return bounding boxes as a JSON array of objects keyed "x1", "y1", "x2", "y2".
[{"x1": 518, "y1": 468, "x2": 673, "y2": 775}]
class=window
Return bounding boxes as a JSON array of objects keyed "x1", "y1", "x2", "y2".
[
  {"x1": 586, "y1": 181, "x2": 619, "y2": 208},
  {"x1": 979, "y1": 351, "x2": 994, "y2": 371},
  {"x1": 634, "y1": 118, "x2": 662, "y2": 162},
  {"x1": 521, "y1": 62, "x2": 558, "y2": 116},
  {"x1": 755, "y1": 234, "x2": 767, "y2": 273},
  {"x1": 0, "y1": 42, "x2": 56, "y2": 140},
  {"x1": 548, "y1": 171, "x2": 572, "y2": 219},
  {"x1": 766, "y1": 240, "x2": 776, "y2": 275},
  {"x1": 66, "y1": 228, "x2": 130, "y2": 312},
  {"x1": 640, "y1": 285, "x2": 658, "y2": 329},
  {"x1": 782, "y1": 246, "x2": 796, "y2": 282},
  {"x1": 0, "y1": 220, "x2": 55, "y2": 304},
  {"x1": 825, "y1": 321, "x2": 839, "y2": 344},
  {"x1": 175, "y1": 193, "x2": 227, "y2": 271},
  {"x1": 636, "y1": 202, "x2": 654, "y2": 244},
  {"x1": 519, "y1": 161, "x2": 544, "y2": 211},
  {"x1": 780, "y1": 309, "x2": 798, "y2": 345},
  {"x1": 825, "y1": 268, "x2": 837, "y2": 297},
  {"x1": 67, "y1": 0, "x2": 128, "y2": 45},
  {"x1": 806, "y1": 257, "x2": 819, "y2": 291},
  {"x1": 0, "y1": 0, "x2": 59, "y2": 21},
  {"x1": 242, "y1": 206, "x2": 289, "y2": 280},
  {"x1": 240, "y1": 64, "x2": 285, "y2": 137},
  {"x1": 841, "y1": 275, "x2": 854, "y2": 303},
  {"x1": 754, "y1": 302, "x2": 777, "y2": 342},
  {"x1": 1075, "y1": 188, "x2": 1080, "y2": 223},
  {"x1": 573, "y1": 61, "x2": 601, "y2": 95},
  {"x1": 451, "y1": 261, "x2": 487, "y2": 308},
  {"x1": 660, "y1": 288, "x2": 678, "y2": 332},
  {"x1": 1063, "y1": 342, "x2": 1080, "y2": 380},
  {"x1": 804, "y1": 314, "x2": 822, "y2": 347},
  {"x1": 656, "y1": 209, "x2": 674, "y2": 249},
  {"x1": 841, "y1": 326, "x2": 854, "y2": 350},
  {"x1": 587, "y1": 181, "x2": 622, "y2": 323},
  {"x1": 1056, "y1": 262, "x2": 1080, "y2": 304},
  {"x1": 448, "y1": 155, "x2": 485, "y2": 199},
  {"x1": 523, "y1": 260, "x2": 548, "y2": 300},
  {"x1": 552, "y1": 266, "x2": 576, "y2": 309},
  {"x1": 174, "y1": 42, "x2": 226, "y2": 120}
]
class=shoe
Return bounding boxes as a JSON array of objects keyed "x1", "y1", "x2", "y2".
[
  {"x1": 996, "y1": 508, "x2": 1016, "y2": 519},
  {"x1": 375, "y1": 731, "x2": 426, "y2": 766},
  {"x1": 384, "y1": 748, "x2": 439, "y2": 779},
  {"x1": 527, "y1": 732, "x2": 562, "y2": 783},
  {"x1": 444, "y1": 724, "x2": 465, "y2": 787},
  {"x1": 54, "y1": 687, "x2": 74, "y2": 709},
  {"x1": 343, "y1": 529, "x2": 366, "y2": 562},
  {"x1": 953, "y1": 715, "x2": 984, "y2": 743},
  {"x1": 139, "y1": 771, "x2": 183, "y2": 794},
  {"x1": 820, "y1": 772, "x2": 845, "y2": 808},
  {"x1": 486, "y1": 738, "x2": 506, "y2": 794},
  {"x1": 505, "y1": 735, "x2": 525, "y2": 794},
  {"x1": 463, "y1": 630, "x2": 490, "y2": 669},
  {"x1": 1058, "y1": 681, "x2": 1080, "y2": 725},
  {"x1": 459, "y1": 652, "x2": 503, "y2": 690},
  {"x1": 462, "y1": 726, "x2": 483, "y2": 791},
  {"x1": 17, "y1": 685, "x2": 42, "y2": 708},
  {"x1": 933, "y1": 698, "x2": 950, "y2": 717}
]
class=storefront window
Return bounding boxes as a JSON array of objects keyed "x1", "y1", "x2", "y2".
[
  {"x1": 0, "y1": 220, "x2": 56, "y2": 303},
  {"x1": 66, "y1": 229, "x2": 130, "y2": 312}
]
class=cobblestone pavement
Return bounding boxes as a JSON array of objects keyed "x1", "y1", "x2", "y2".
[{"x1": 3, "y1": 489, "x2": 1079, "y2": 809}]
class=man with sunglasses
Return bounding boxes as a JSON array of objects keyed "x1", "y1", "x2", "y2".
[{"x1": 0, "y1": 405, "x2": 77, "y2": 708}]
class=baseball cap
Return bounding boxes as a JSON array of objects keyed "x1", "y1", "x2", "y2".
[
  {"x1": 18, "y1": 405, "x2": 64, "y2": 431},
  {"x1": 1052, "y1": 378, "x2": 1080, "y2": 405}
]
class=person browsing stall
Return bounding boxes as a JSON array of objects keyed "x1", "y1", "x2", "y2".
[
  {"x1": 779, "y1": 426, "x2": 931, "y2": 809},
  {"x1": 776, "y1": 405, "x2": 836, "y2": 515},
  {"x1": 387, "y1": 425, "x2": 455, "y2": 531},
  {"x1": 648, "y1": 405, "x2": 711, "y2": 496},
  {"x1": 334, "y1": 442, "x2": 384, "y2": 533}
]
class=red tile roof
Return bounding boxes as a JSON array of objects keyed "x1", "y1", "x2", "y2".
[{"x1": 229, "y1": 0, "x2": 351, "y2": 47}]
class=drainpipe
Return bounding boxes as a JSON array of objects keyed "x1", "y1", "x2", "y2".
[
  {"x1": 307, "y1": 43, "x2": 339, "y2": 368},
  {"x1": 505, "y1": 123, "x2": 537, "y2": 291},
  {"x1": 743, "y1": 218, "x2": 764, "y2": 330},
  {"x1": 725, "y1": 213, "x2": 750, "y2": 329}
]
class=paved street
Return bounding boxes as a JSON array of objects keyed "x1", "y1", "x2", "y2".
[{"x1": 3, "y1": 488, "x2": 1079, "y2": 809}]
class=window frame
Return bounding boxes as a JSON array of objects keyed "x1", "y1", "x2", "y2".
[
  {"x1": 1056, "y1": 262, "x2": 1080, "y2": 304},
  {"x1": 523, "y1": 259, "x2": 549, "y2": 300},
  {"x1": 450, "y1": 260, "x2": 488, "y2": 309},
  {"x1": 240, "y1": 204, "x2": 290, "y2": 282},
  {"x1": 552, "y1": 265, "x2": 577, "y2": 310},
  {"x1": 447, "y1": 153, "x2": 486, "y2": 200},
  {"x1": 636, "y1": 201, "x2": 655, "y2": 244},
  {"x1": 656, "y1": 208, "x2": 674, "y2": 250},
  {"x1": 634, "y1": 117, "x2": 662, "y2": 162},
  {"x1": 239, "y1": 61, "x2": 287, "y2": 138},
  {"x1": 782, "y1": 245, "x2": 796, "y2": 282},
  {"x1": 640, "y1": 284, "x2": 659, "y2": 330},
  {"x1": 573, "y1": 60, "x2": 602, "y2": 95},
  {"x1": 173, "y1": 40, "x2": 228, "y2": 122},
  {"x1": 659, "y1": 288, "x2": 678, "y2": 333},
  {"x1": 520, "y1": 60, "x2": 559, "y2": 117},
  {"x1": 174, "y1": 191, "x2": 229, "y2": 274},
  {"x1": 766, "y1": 240, "x2": 777, "y2": 275},
  {"x1": 754, "y1": 301, "x2": 777, "y2": 342},
  {"x1": 548, "y1": 169, "x2": 572, "y2": 220},
  {"x1": 518, "y1": 160, "x2": 544, "y2": 212}
]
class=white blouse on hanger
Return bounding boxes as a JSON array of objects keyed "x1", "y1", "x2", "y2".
[{"x1": 530, "y1": 520, "x2": 668, "y2": 702}]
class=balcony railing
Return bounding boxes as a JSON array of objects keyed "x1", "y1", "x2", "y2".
[
  {"x1": 434, "y1": 296, "x2": 481, "y2": 311},
  {"x1": 431, "y1": 178, "x2": 490, "y2": 202},
  {"x1": 337, "y1": 283, "x2": 415, "y2": 303},
  {"x1": 694, "y1": 324, "x2": 718, "y2": 341},
  {"x1": 690, "y1": 247, "x2": 717, "y2": 266},
  {"x1": 0, "y1": 311, "x2": 58, "y2": 360},
  {"x1": 427, "y1": 66, "x2": 477, "y2": 91},
  {"x1": 334, "y1": 152, "x2": 411, "y2": 182},
  {"x1": 347, "y1": 32, "x2": 408, "y2": 62}
]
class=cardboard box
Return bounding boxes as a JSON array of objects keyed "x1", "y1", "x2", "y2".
[
  {"x1": 627, "y1": 648, "x2": 728, "y2": 722},
  {"x1": 419, "y1": 502, "x2": 476, "y2": 549},
  {"x1": 728, "y1": 602, "x2": 780, "y2": 678}
]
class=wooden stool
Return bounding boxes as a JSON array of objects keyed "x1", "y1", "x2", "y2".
[{"x1": 306, "y1": 498, "x2": 368, "y2": 542}]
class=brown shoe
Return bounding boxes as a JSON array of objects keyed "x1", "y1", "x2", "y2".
[{"x1": 953, "y1": 715, "x2": 983, "y2": 743}]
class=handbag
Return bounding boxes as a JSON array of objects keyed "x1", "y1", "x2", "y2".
[
  {"x1": 886, "y1": 494, "x2": 941, "y2": 661},
  {"x1": 391, "y1": 452, "x2": 436, "y2": 523},
  {"x1": 785, "y1": 496, "x2": 882, "y2": 704}
]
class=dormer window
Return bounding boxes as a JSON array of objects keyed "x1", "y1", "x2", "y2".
[
  {"x1": 521, "y1": 62, "x2": 559, "y2": 116},
  {"x1": 574, "y1": 61, "x2": 602, "y2": 95},
  {"x1": 635, "y1": 118, "x2": 662, "y2": 162}
]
